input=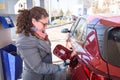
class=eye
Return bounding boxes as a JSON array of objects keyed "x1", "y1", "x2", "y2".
[{"x1": 38, "y1": 21, "x2": 48, "y2": 27}]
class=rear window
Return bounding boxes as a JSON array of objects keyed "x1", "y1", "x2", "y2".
[
  {"x1": 95, "y1": 24, "x2": 120, "y2": 67},
  {"x1": 104, "y1": 28, "x2": 120, "y2": 67}
]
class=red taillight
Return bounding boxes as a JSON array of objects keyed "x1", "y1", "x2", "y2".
[{"x1": 83, "y1": 64, "x2": 109, "y2": 80}]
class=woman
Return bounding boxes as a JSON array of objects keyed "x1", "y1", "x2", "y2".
[{"x1": 16, "y1": 7, "x2": 67, "y2": 80}]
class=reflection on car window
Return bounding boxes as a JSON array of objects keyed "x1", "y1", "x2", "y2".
[
  {"x1": 72, "y1": 18, "x2": 87, "y2": 42},
  {"x1": 70, "y1": 18, "x2": 80, "y2": 35}
]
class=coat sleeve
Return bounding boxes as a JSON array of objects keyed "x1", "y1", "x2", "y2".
[{"x1": 16, "y1": 36, "x2": 59, "y2": 74}]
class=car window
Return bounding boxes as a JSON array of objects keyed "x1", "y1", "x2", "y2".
[
  {"x1": 72, "y1": 18, "x2": 87, "y2": 43},
  {"x1": 96, "y1": 24, "x2": 120, "y2": 67},
  {"x1": 70, "y1": 18, "x2": 81, "y2": 35},
  {"x1": 103, "y1": 27, "x2": 120, "y2": 67}
]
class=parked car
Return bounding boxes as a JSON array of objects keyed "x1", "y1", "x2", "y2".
[{"x1": 53, "y1": 15, "x2": 120, "y2": 80}]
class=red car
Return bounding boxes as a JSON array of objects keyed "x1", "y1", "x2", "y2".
[{"x1": 53, "y1": 15, "x2": 120, "y2": 80}]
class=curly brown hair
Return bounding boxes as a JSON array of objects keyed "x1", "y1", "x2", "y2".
[{"x1": 16, "y1": 6, "x2": 49, "y2": 36}]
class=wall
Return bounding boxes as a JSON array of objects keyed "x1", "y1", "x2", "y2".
[
  {"x1": 0, "y1": 0, "x2": 18, "y2": 14},
  {"x1": 0, "y1": 25, "x2": 12, "y2": 48}
]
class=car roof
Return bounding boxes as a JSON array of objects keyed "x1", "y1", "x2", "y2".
[{"x1": 83, "y1": 15, "x2": 120, "y2": 27}]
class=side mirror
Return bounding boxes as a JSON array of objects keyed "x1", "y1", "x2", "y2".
[{"x1": 61, "y1": 28, "x2": 70, "y2": 33}]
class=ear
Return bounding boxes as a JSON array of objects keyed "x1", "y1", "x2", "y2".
[{"x1": 32, "y1": 18, "x2": 37, "y2": 25}]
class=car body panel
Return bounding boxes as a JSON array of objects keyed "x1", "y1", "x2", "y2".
[
  {"x1": 100, "y1": 16, "x2": 120, "y2": 27},
  {"x1": 69, "y1": 15, "x2": 120, "y2": 79},
  {"x1": 108, "y1": 64, "x2": 120, "y2": 78}
]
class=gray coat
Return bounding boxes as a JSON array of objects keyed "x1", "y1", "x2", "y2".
[{"x1": 16, "y1": 33, "x2": 59, "y2": 80}]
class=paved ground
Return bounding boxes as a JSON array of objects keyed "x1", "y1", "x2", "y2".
[{"x1": 47, "y1": 23, "x2": 72, "y2": 64}]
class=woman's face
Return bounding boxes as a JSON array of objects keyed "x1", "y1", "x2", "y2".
[{"x1": 32, "y1": 17, "x2": 49, "y2": 32}]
